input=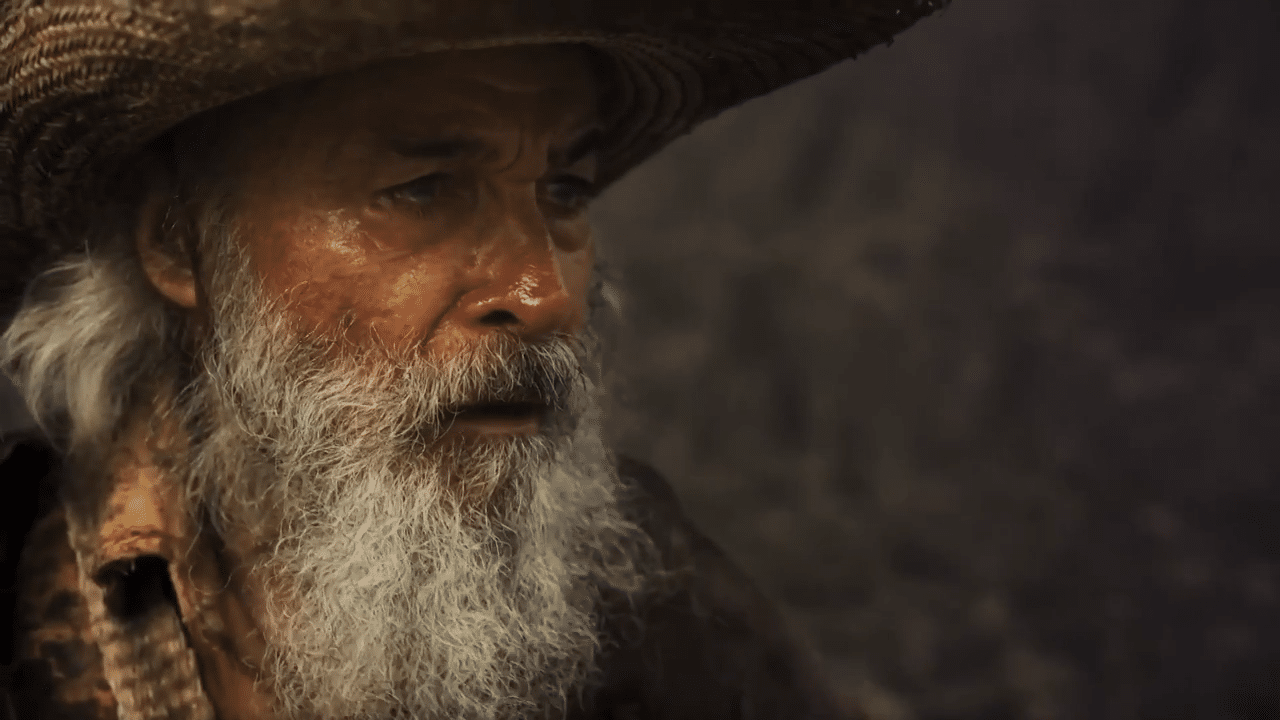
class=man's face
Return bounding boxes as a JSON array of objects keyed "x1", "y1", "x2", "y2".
[
  {"x1": 146, "y1": 47, "x2": 646, "y2": 720},
  {"x1": 210, "y1": 45, "x2": 600, "y2": 438}
]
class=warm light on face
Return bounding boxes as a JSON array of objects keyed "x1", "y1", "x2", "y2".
[{"x1": 222, "y1": 45, "x2": 602, "y2": 360}]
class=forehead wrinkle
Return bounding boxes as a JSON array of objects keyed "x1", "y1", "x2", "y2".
[
  {"x1": 380, "y1": 114, "x2": 515, "y2": 164},
  {"x1": 383, "y1": 126, "x2": 578, "y2": 179},
  {"x1": 373, "y1": 90, "x2": 596, "y2": 172}
]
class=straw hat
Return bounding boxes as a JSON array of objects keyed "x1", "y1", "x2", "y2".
[{"x1": 0, "y1": 0, "x2": 948, "y2": 313}]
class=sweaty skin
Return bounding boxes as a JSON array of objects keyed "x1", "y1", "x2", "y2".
[
  {"x1": 128, "y1": 47, "x2": 605, "y2": 716},
  {"x1": 139, "y1": 46, "x2": 601, "y2": 436}
]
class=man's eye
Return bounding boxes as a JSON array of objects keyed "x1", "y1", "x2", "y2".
[
  {"x1": 382, "y1": 173, "x2": 451, "y2": 208},
  {"x1": 542, "y1": 175, "x2": 598, "y2": 214}
]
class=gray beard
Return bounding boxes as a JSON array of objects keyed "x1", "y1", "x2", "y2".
[{"x1": 177, "y1": 242, "x2": 649, "y2": 720}]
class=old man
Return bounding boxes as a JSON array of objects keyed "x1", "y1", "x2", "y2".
[{"x1": 0, "y1": 1, "x2": 947, "y2": 718}]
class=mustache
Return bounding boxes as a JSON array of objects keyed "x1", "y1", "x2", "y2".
[{"x1": 403, "y1": 333, "x2": 591, "y2": 441}]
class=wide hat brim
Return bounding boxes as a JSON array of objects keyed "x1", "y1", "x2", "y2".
[{"x1": 0, "y1": 0, "x2": 947, "y2": 310}]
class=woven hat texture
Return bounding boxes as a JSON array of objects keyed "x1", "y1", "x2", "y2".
[{"x1": 0, "y1": 0, "x2": 948, "y2": 312}]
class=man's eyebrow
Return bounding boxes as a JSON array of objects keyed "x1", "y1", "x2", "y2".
[
  {"x1": 554, "y1": 127, "x2": 603, "y2": 168},
  {"x1": 388, "y1": 137, "x2": 485, "y2": 160}
]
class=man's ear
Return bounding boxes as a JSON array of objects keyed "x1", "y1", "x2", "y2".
[{"x1": 134, "y1": 154, "x2": 199, "y2": 309}]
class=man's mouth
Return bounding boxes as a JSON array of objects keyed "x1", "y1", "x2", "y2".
[{"x1": 444, "y1": 400, "x2": 548, "y2": 436}]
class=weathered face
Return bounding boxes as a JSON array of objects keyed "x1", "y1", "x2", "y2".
[
  {"x1": 127, "y1": 46, "x2": 641, "y2": 720},
  {"x1": 149, "y1": 45, "x2": 601, "y2": 438}
]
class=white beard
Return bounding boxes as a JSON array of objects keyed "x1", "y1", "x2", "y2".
[{"x1": 177, "y1": 241, "x2": 650, "y2": 720}]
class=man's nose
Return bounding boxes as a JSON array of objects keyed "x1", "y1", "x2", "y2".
[{"x1": 453, "y1": 198, "x2": 584, "y2": 342}]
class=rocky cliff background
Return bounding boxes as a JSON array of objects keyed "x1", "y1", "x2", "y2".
[{"x1": 4, "y1": 0, "x2": 1278, "y2": 717}]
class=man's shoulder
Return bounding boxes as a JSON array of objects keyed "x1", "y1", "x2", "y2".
[
  {"x1": 597, "y1": 456, "x2": 849, "y2": 720},
  {"x1": 614, "y1": 455, "x2": 687, "y2": 536},
  {"x1": 615, "y1": 455, "x2": 681, "y2": 505}
]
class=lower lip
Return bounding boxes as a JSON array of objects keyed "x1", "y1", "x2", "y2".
[{"x1": 445, "y1": 409, "x2": 542, "y2": 437}]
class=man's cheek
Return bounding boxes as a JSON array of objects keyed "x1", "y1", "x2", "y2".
[{"x1": 558, "y1": 241, "x2": 595, "y2": 321}]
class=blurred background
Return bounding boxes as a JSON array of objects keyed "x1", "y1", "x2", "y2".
[
  {"x1": 591, "y1": 0, "x2": 1280, "y2": 717},
  {"x1": 4, "y1": 0, "x2": 1279, "y2": 717}
]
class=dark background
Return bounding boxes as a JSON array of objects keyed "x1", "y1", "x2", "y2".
[{"x1": 5, "y1": 0, "x2": 1280, "y2": 717}]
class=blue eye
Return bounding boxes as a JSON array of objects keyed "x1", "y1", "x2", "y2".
[
  {"x1": 385, "y1": 173, "x2": 450, "y2": 207},
  {"x1": 543, "y1": 175, "x2": 598, "y2": 214}
]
